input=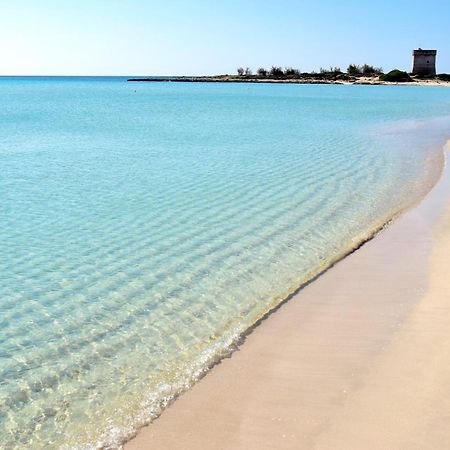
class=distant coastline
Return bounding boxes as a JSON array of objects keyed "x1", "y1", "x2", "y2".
[
  {"x1": 129, "y1": 64, "x2": 450, "y2": 85},
  {"x1": 127, "y1": 74, "x2": 450, "y2": 86}
]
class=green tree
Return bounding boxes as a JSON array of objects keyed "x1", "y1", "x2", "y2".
[
  {"x1": 257, "y1": 67, "x2": 268, "y2": 77},
  {"x1": 284, "y1": 67, "x2": 301, "y2": 77},
  {"x1": 269, "y1": 66, "x2": 284, "y2": 78},
  {"x1": 347, "y1": 64, "x2": 362, "y2": 76},
  {"x1": 361, "y1": 64, "x2": 383, "y2": 76}
]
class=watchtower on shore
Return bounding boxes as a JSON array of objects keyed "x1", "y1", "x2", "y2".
[{"x1": 412, "y1": 49, "x2": 437, "y2": 76}]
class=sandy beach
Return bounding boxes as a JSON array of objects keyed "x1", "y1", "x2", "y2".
[
  {"x1": 2, "y1": 1, "x2": 450, "y2": 447},
  {"x1": 126, "y1": 141, "x2": 450, "y2": 450}
]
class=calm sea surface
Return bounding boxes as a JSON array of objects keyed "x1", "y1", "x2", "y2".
[{"x1": 1, "y1": 78, "x2": 450, "y2": 448}]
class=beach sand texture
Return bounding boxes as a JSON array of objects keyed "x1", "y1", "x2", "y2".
[{"x1": 127, "y1": 145, "x2": 450, "y2": 450}]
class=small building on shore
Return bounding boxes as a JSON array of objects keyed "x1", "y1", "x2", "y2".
[{"x1": 412, "y1": 49, "x2": 437, "y2": 76}]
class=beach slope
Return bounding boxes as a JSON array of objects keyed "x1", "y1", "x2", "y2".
[{"x1": 127, "y1": 147, "x2": 450, "y2": 450}]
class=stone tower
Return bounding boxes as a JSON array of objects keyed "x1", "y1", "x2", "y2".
[{"x1": 412, "y1": 49, "x2": 437, "y2": 76}]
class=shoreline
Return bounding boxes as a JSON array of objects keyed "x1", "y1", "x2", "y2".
[
  {"x1": 127, "y1": 76, "x2": 450, "y2": 87},
  {"x1": 125, "y1": 140, "x2": 450, "y2": 449}
]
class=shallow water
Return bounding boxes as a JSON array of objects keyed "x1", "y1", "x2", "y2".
[{"x1": 1, "y1": 78, "x2": 450, "y2": 448}]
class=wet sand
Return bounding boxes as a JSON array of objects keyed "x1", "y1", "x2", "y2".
[{"x1": 126, "y1": 144, "x2": 450, "y2": 450}]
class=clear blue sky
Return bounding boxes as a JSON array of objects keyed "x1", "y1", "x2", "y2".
[{"x1": 1, "y1": 0, "x2": 448, "y2": 75}]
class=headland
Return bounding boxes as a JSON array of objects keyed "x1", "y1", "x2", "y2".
[{"x1": 128, "y1": 72, "x2": 450, "y2": 86}]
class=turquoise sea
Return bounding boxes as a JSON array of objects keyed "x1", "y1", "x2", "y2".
[{"x1": 1, "y1": 78, "x2": 450, "y2": 448}]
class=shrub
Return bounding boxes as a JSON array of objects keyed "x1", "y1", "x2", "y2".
[
  {"x1": 335, "y1": 73, "x2": 352, "y2": 81},
  {"x1": 379, "y1": 70, "x2": 412, "y2": 82},
  {"x1": 347, "y1": 64, "x2": 382, "y2": 77},
  {"x1": 320, "y1": 66, "x2": 342, "y2": 75},
  {"x1": 437, "y1": 73, "x2": 450, "y2": 82},
  {"x1": 269, "y1": 66, "x2": 284, "y2": 78},
  {"x1": 257, "y1": 67, "x2": 268, "y2": 77},
  {"x1": 347, "y1": 64, "x2": 362, "y2": 76},
  {"x1": 361, "y1": 64, "x2": 383, "y2": 76},
  {"x1": 284, "y1": 67, "x2": 301, "y2": 78},
  {"x1": 237, "y1": 67, "x2": 244, "y2": 76}
]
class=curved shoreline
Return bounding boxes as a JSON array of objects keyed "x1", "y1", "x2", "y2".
[{"x1": 122, "y1": 141, "x2": 449, "y2": 449}]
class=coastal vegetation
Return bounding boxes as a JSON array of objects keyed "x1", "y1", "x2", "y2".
[
  {"x1": 347, "y1": 64, "x2": 383, "y2": 76},
  {"x1": 231, "y1": 65, "x2": 449, "y2": 84},
  {"x1": 379, "y1": 69, "x2": 412, "y2": 82},
  {"x1": 236, "y1": 64, "x2": 383, "y2": 80},
  {"x1": 129, "y1": 66, "x2": 450, "y2": 85},
  {"x1": 237, "y1": 67, "x2": 253, "y2": 76}
]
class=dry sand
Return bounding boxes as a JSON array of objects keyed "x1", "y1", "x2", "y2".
[{"x1": 126, "y1": 144, "x2": 450, "y2": 450}]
